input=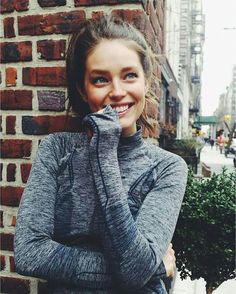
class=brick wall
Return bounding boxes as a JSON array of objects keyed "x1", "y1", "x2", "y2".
[{"x1": 0, "y1": 0, "x2": 165, "y2": 293}]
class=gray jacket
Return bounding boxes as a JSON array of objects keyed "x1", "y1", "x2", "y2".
[{"x1": 14, "y1": 106, "x2": 187, "y2": 293}]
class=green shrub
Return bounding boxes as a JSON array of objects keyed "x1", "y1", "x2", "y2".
[
  {"x1": 172, "y1": 138, "x2": 204, "y2": 155},
  {"x1": 173, "y1": 168, "x2": 236, "y2": 294}
]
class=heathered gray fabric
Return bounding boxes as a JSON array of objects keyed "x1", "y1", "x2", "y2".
[{"x1": 14, "y1": 106, "x2": 188, "y2": 294}]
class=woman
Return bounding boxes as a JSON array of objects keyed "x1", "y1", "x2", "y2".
[{"x1": 14, "y1": 15, "x2": 187, "y2": 293}]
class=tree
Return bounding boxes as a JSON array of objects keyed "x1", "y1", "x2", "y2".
[{"x1": 173, "y1": 169, "x2": 236, "y2": 294}]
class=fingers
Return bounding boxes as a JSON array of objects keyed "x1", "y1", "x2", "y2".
[
  {"x1": 163, "y1": 243, "x2": 176, "y2": 278},
  {"x1": 167, "y1": 243, "x2": 175, "y2": 258}
]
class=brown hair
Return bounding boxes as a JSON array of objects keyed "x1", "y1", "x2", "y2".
[{"x1": 66, "y1": 15, "x2": 156, "y2": 131}]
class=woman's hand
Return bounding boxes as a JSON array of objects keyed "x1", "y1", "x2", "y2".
[
  {"x1": 83, "y1": 105, "x2": 121, "y2": 139},
  {"x1": 162, "y1": 243, "x2": 176, "y2": 278}
]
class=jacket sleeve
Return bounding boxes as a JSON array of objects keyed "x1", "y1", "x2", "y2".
[
  {"x1": 14, "y1": 134, "x2": 112, "y2": 289},
  {"x1": 14, "y1": 132, "x2": 167, "y2": 290},
  {"x1": 84, "y1": 107, "x2": 188, "y2": 290}
]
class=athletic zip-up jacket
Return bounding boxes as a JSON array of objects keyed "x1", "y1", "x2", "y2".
[{"x1": 14, "y1": 106, "x2": 188, "y2": 293}]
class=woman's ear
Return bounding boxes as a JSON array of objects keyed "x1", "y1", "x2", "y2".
[{"x1": 76, "y1": 84, "x2": 87, "y2": 102}]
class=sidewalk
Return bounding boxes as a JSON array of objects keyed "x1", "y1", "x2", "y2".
[
  {"x1": 172, "y1": 274, "x2": 236, "y2": 294},
  {"x1": 200, "y1": 144, "x2": 235, "y2": 174}
]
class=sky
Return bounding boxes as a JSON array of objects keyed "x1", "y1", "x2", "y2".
[{"x1": 201, "y1": 0, "x2": 236, "y2": 115}]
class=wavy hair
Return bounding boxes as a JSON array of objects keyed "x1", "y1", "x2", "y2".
[{"x1": 66, "y1": 15, "x2": 157, "y2": 131}]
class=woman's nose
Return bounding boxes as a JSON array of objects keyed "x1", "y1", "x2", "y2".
[{"x1": 108, "y1": 80, "x2": 126, "y2": 99}]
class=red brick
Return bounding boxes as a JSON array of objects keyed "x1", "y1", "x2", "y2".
[
  {"x1": 0, "y1": 140, "x2": 32, "y2": 158},
  {"x1": 38, "y1": 90, "x2": 65, "y2": 111},
  {"x1": 18, "y1": 10, "x2": 85, "y2": 36},
  {"x1": 37, "y1": 39, "x2": 66, "y2": 61},
  {"x1": 112, "y1": 9, "x2": 158, "y2": 51},
  {"x1": 157, "y1": 1, "x2": 164, "y2": 29},
  {"x1": 38, "y1": 0, "x2": 66, "y2": 7},
  {"x1": 6, "y1": 116, "x2": 16, "y2": 135},
  {"x1": 0, "y1": 276, "x2": 30, "y2": 294},
  {"x1": 75, "y1": 0, "x2": 117, "y2": 5},
  {"x1": 22, "y1": 115, "x2": 80, "y2": 135},
  {"x1": 9, "y1": 256, "x2": 15, "y2": 272},
  {"x1": 0, "y1": 211, "x2": 3, "y2": 228},
  {"x1": 0, "y1": 90, "x2": 32, "y2": 110},
  {"x1": 21, "y1": 163, "x2": 32, "y2": 183},
  {"x1": 6, "y1": 163, "x2": 16, "y2": 181},
  {"x1": 158, "y1": 26, "x2": 164, "y2": 51},
  {"x1": 145, "y1": 18, "x2": 159, "y2": 52},
  {"x1": 7, "y1": 164, "x2": 16, "y2": 182},
  {"x1": 149, "y1": 1, "x2": 160, "y2": 35},
  {"x1": 0, "y1": 186, "x2": 24, "y2": 207},
  {"x1": 112, "y1": 9, "x2": 146, "y2": 31},
  {"x1": 0, "y1": 255, "x2": 5, "y2": 270},
  {"x1": 15, "y1": 0, "x2": 29, "y2": 12},
  {"x1": 0, "y1": 233, "x2": 14, "y2": 251},
  {"x1": 3, "y1": 17, "x2": 15, "y2": 38},
  {"x1": 23, "y1": 67, "x2": 66, "y2": 87},
  {"x1": 0, "y1": 0, "x2": 29, "y2": 13},
  {"x1": 6, "y1": 67, "x2": 17, "y2": 87},
  {"x1": 0, "y1": 0, "x2": 14, "y2": 13},
  {"x1": 74, "y1": 0, "x2": 138, "y2": 5},
  {"x1": 0, "y1": 41, "x2": 32, "y2": 63}
]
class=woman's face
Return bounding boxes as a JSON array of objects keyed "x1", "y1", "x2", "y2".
[{"x1": 83, "y1": 39, "x2": 147, "y2": 137}]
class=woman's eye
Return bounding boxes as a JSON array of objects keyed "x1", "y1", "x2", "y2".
[
  {"x1": 91, "y1": 77, "x2": 108, "y2": 85},
  {"x1": 125, "y1": 72, "x2": 138, "y2": 80}
]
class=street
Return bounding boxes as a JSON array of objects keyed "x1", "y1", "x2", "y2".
[
  {"x1": 171, "y1": 143, "x2": 236, "y2": 294},
  {"x1": 200, "y1": 144, "x2": 235, "y2": 174}
]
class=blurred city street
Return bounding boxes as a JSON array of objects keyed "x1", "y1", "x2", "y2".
[{"x1": 200, "y1": 144, "x2": 235, "y2": 174}]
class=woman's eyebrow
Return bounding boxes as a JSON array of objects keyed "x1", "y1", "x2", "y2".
[
  {"x1": 122, "y1": 66, "x2": 139, "y2": 71},
  {"x1": 90, "y1": 69, "x2": 108, "y2": 75},
  {"x1": 90, "y1": 66, "x2": 139, "y2": 75}
]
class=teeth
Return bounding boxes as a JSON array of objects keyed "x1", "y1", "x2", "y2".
[{"x1": 113, "y1": 105, "x2": 129, "y2": 113}]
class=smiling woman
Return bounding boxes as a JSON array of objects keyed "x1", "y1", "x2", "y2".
[
  {"x1": 66, "y1": 16, "x2": 156, "y2": 134},
  {"x1": 14, "y1": 15, "x2": 188, "y2": 294},
  {"x1": 83, "y1": 39, "x2": 147, "y2": 137}
]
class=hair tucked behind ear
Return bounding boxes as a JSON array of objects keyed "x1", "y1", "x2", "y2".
[{"x1": 66, "y1": 14, "x2": 157, "y2": 132}]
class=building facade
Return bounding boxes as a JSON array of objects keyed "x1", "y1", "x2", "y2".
[
  {"x1": 159, "y1": 0, "x2": 205, "y2": 146},
  {"x1": 214, "y1": 65, "x2": 236, "y2": 137}
]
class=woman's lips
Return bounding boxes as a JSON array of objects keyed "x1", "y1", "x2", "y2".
[{"x1": 110, "y1": 103, "x2": 134, "y2": 115}]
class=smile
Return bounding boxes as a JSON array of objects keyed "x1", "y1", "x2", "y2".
[{"x1": 110, "y1": 103, "x2": 134, "y2": 115}]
